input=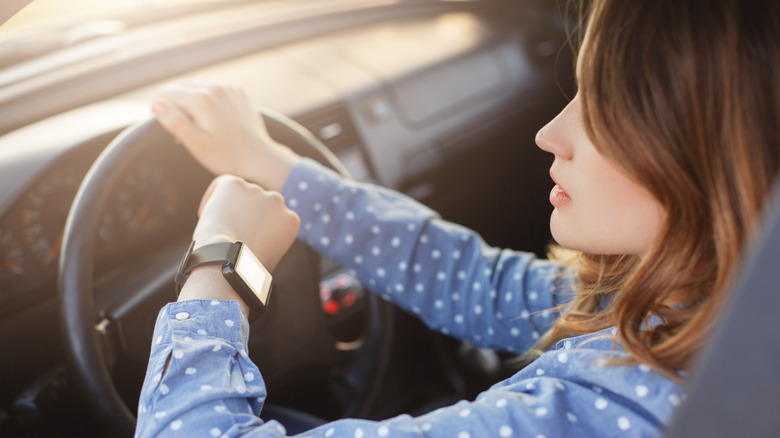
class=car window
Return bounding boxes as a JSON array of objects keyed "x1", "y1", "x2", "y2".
[{"x1": 0, "y1": 0, "x2": 249, "y2": 67}]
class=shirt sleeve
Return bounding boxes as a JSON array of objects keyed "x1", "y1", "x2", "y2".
[
  {"x1": 279, "y1": 158, "x2": 574, "y2": 354},
  {"x1": 135, "y1": 300, "x2": 681, "y2": 438},
  {"x1": 135, "y1": 300, "x2": 268, "y2": 438}
]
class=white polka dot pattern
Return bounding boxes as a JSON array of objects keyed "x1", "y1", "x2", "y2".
[{"x1": 133, "y1": 160, "x2": 686, "y2": 438}]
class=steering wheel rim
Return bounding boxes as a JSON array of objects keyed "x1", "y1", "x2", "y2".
[{"x1": 58, "y1": 112, "x2": 392, "y2": 437}]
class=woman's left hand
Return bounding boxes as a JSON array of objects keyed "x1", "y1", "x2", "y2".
[{"x1": 178, "y1": 175, "x2": 300, "y2": 314}]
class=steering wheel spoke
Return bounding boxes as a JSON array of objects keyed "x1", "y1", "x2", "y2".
[{"x1": 92, "y1": 241, "x2": 185, "y2": 364}]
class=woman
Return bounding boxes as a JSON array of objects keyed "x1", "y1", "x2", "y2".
[{"x1": 135, "y1": 0, "x2": 780, "y2": 436}]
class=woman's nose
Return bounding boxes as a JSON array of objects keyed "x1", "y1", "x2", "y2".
[{"x1": 535, "y1": 96, "x2": 578, "y2": 160}]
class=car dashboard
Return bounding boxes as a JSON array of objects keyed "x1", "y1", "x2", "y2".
[{"x1": 0, "y1": 0, "x2": 571, "y2": 432}]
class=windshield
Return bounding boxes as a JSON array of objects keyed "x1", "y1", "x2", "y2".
[{"x1": 0, "y1": 0, "x2": 247, "y2": 66}]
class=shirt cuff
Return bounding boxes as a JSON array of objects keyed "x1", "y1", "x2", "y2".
[
  {"x1": 280, "y1": 157, "x2": 342, "y2": 211},
  {"x1": 151, "y1": 300, "x2": 250, "y2": 352}
]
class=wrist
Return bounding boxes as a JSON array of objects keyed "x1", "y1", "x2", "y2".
[
  {"x1": 240, "y1": 144, "x2": 301, "y2": 191},
  {"x1": 177, "y1": 265, "x2": 251, "y2": 317},
  {"x1": 192, "y1": 234, "x2": 234, "y2": 251}
]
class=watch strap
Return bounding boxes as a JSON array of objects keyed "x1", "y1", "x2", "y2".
[
  {"x1": 174, "y1": 241, "x2": 239, "y2": 295},
  {"x1": 174, "y1": 240, "x2": 272, "y2": 320},
  {"x1": 187, "y1": 241, "x2": 239, "y2": 272}
]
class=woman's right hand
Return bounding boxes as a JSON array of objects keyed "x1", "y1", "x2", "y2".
[{"x1": 152, "y1": 80, "x2": 301, "y2": 191}]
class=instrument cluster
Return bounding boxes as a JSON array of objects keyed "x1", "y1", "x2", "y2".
[{"x1": 0, "y1": 142, "x2": 207, "y2": 308}]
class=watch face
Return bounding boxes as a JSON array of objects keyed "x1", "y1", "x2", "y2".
[{"x1": 235, "y1": 245, "x2": 272, "y2": 305}]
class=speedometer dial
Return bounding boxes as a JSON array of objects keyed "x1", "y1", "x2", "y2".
[
  {"x1": 20, "y1": 167, "x2": 81, "y2": 266},
  {"x1": 0, "y1": 230, "x2": 25, "y2": 293},
  {"x1": 100, "y1": 162, "x2": 180, "y2": 244}
]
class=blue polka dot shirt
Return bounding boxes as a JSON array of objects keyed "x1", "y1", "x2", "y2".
[{"x1": 135, "y1": 159, "x2": 686, "y2": 437}]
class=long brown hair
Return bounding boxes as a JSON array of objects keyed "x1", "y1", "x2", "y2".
[{"x1": 532, "y1": 0, "x2": 780, "y2": 377}]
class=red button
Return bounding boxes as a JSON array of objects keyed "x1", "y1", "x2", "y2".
[{"x1": 323, "y1": 300, "x2": 340, "y2": 314}]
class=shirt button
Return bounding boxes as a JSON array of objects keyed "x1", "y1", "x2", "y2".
[{"x1": 175, "y1": 312, "x2": 190, "y2": 320}]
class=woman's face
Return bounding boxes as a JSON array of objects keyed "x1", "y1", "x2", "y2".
[{"x1": 535, "y1": 93, "x2": 666, "y2": 256}]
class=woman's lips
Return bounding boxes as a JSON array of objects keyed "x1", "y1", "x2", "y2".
[
  {"x1": 549, "y1": 169, "x2": 571, "y2": 207},
  {"x1": 550, "y1": 184, "x2": 571, "y2": 207}
]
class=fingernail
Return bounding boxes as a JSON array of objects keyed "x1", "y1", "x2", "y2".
[{"x1": 152, "y1": 100, "x2": 168, "y2": 115}]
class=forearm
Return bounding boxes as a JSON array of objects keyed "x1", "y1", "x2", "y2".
[{"x1": 281, "y1": 159, "x2": 571, "y2": 352}]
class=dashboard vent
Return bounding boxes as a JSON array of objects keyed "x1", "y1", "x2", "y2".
[{"x1": 295, "y1": 103, "x2": 360, "y2": 154}]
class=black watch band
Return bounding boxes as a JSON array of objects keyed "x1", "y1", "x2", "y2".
[
  {"x1": 175, "y1": 241, "x2": 235, "y2": 292},
  {"x1": 175, "y1": 241, "x2": 272, "y2": 317}
]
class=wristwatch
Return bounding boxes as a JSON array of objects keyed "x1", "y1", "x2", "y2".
[{"x1": 175, "y1": 240, "x2": 272, "y2": 317}]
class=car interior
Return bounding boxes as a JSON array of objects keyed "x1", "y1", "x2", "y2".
[
  {"x1": 11, "y1": 0, "x2": 777, "y2": 437},
  {"x1": 0, "y1": 1, "x2": 574, "y2": 435},
  {"x1": 0, "y1": 0, "x2": 780, "y2": 437}
]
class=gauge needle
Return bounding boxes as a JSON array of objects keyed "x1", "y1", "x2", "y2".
[
  {"x1": 133, "y1": 202, "x2": 151, "y2": 229},
  {"x1": 49, "y1": 231, "x2": 63, "y2": 262},
  {"x1": 4, "y1": 258, "x2": 22, "y2": 274}
]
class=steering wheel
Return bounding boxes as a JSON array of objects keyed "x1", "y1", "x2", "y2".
[{"x1": 58, "y1": 111, "x2": 393, "y2": 437}]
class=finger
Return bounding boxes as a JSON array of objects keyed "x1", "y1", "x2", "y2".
[
  {"x1": 155, "y1": 82, "x2": 217, "y2": 115},
  {"x1": 199, "y1": 175, "x2": 252, "y2": 216},
  {"x1": 156, "y1": 81, "x2": 226, "y2": 109},
  {"x1": 152, "y1": 97, "x2": 210, "y2": 148}
]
